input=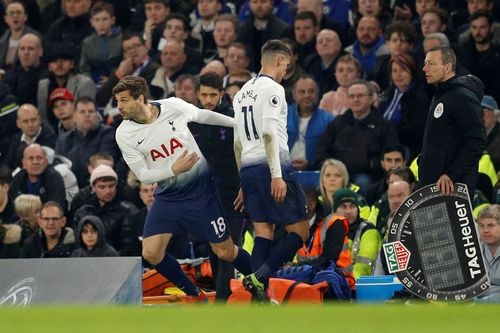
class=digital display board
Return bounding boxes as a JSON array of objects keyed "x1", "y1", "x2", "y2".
[{"x1": 384, "y1": 184, "x2": 490, "y2": 302}]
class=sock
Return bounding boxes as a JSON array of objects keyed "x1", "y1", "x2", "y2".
[
  {"x1": 215, "y1": 259, "x2": 234, "y2": 301},
  {"x1": 254, "y1": 232, "x2": 304, "y2": 282},
  {"x1": 232, "y1": 247, "x2": 253, "y2": 276},
  {"x1": 252, "y1": 237, "x2": 273, "y2": 271},
  {"x1": 149, "y1": 253, "x2": 200, "y2": 296}
]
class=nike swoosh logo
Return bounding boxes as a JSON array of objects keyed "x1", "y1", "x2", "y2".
[{"x1": 137, "y1": 138, "x2": 145, "y2": 145}]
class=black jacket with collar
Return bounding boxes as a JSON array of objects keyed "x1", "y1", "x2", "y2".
[{"x1": 419, "y1": 75, "x2": 487, "y2": 195}]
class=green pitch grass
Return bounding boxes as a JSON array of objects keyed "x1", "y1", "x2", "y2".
[{"x1": 1, "y1": 303, "x2": 498, "y2": 333}]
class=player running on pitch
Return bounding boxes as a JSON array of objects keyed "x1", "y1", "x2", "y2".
[{"x1": 113, "y1": 76, "x2": 252, "y2": 301}]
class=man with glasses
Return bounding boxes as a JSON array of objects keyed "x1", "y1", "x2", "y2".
[
  {"x1": 97, "y1": 33, "x2": 159, "y2": 108},
  {"x1": 55, "y1": 97, "x2": 120, "y2": 188},
  {"x1": 9, "y1": 144, "x2": 67, "y2": 210},
  {"x1": 315, "y1": 79, "x2": 399, "y2": 194},
  {"x1": 19, "y1": 201, "x2": 75, "y2": 258}
]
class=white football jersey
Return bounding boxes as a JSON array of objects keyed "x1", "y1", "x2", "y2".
[
  {"x1": 233, "y1": 75, "x2": 290, "y2": 168},
  {"x1": 116, "y1": 97, "x2": 210, "y2": 199}
]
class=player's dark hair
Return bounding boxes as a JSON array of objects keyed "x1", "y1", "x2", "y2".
[
  {"x1": 196, "y1": 72, "x2": 224, "y2": 91},
  {"x1": 261, "y1": 39, "x2": 292, "y2": 58},
  {"x1": 112, "y1": 76, "x2": 151, "y2": 101}
]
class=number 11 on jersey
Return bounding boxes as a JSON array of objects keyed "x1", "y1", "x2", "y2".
[{"x1": 241, "y1": 105, "x2": 259, "y2": 141}]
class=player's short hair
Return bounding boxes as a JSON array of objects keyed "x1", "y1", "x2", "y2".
[
  {"x1": 112, "y1": 76, "x2": 151, "y2": 101},
  {"x1": 261, "y1": 39, "x2": 291, "y2": 59},
  {"x1": 428, "y1": 46, "x2": 456, "y2": 72},
  {"x1": 196, "y1": 72, "x2": 224, "y2": 91}
]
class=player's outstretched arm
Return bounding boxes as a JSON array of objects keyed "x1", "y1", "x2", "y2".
[{"x1": 192, "y1": 108, "x2": 235, "y2": 127}]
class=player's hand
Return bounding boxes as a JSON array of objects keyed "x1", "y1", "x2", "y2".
[
  {"x1": 292, "y1": 159, "x2": 308, "y2": 171},
  {"x1": 233, "y1": 187, "x2": 245, "y2": 213},
  {"x1": 171, "y1": 150, "x2": 199, "y2": 175},
  {"x1": 436, "y1": 174, "x2": 454, "y2": 195},
  {"x1": 271, "y1": 177, "x2": 287, "y2": 203}
]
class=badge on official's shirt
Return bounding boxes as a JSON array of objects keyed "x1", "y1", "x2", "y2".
[
  {"x1": 433, "y1": 102, "x2": 444, "y2": 118},
  {"x1": 269, "y1": 95, "x2": 280, "y2": 107}
]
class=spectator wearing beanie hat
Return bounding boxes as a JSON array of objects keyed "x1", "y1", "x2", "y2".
[
  {"x1": 72, "y1": 164, "x2": 139, "y2": 256},
  {"x1": 481, "y1": 95, "x2": 500, "y2": 171},
  {"x1": 90, "y1": 164, "x2": 118, "y2": 186},
  {"x1": 333, "y1": 187, "x2": 381, "y2": 278}
]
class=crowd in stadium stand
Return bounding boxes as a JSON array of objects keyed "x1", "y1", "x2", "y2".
[{"x1": 0, "y1": 0, "x2": 500, "y2": 301}]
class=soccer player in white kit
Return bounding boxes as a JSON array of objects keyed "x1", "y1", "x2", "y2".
[
  {"x1": 113, "y1": 76, "x2": 252, "y2": 301},
  {"x1": 233, "y1": 40, "x2": 310, "y2": 301}
]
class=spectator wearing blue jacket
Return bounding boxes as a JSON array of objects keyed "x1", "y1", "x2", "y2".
[{"x1": 287, "y1": 74, "x2": 334, "y2": 171}]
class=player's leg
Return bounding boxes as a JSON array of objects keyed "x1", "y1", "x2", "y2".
[
  {"x1": 211, "y1": 216, "x2": 247, "y2": 301},
  {"x1": 143, "y1": 198, "x2": 204, "y2": 298},
  {"x1": 209, "y1": 237, "x2": 252, "y2": 276},
  {"x1": 184, "y1": 191, "x2": 253, "y2": 280},
  {"x1": 142, "y1": 233, "x2": 202, "y2": 297},
  {"x1": 251, "y1": 221, "x2": 274, "y2": 271},
  {"x1": 242, "y1": 164, "x2": 309, "y2": 299}
]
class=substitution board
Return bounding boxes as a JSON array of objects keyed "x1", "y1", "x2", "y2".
[{"x1": 383, "y1": 183, "x2": 490, "y2": 302}]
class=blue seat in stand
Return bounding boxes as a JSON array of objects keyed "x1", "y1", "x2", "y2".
[{"x1": 295, "y1": 170, "x2": 321, "y2": 189}]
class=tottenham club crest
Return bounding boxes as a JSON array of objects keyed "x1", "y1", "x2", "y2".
[
  {"x1": 269, "y1": 95, "x2": 280, "y2": 107},
  {"x1": 433, "y1": 102, "x2": 444, "y2": 118}
]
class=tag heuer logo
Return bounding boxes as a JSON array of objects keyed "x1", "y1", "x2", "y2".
[{"x1": 383, "y1": 241, "x2": 411, "y2": 273}]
